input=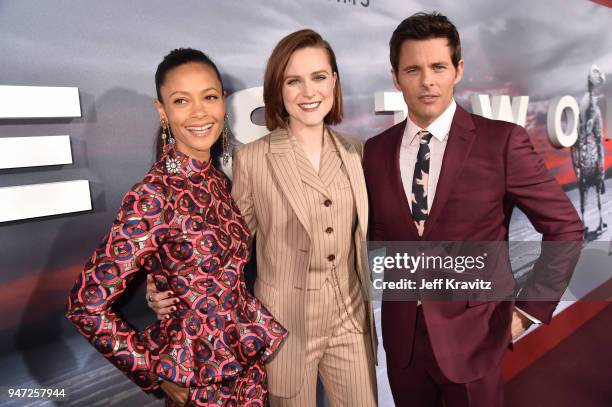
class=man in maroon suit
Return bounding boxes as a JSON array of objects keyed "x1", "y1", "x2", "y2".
[{"x1": 363, "y1": 12, "x2": 584, "y2": 406}]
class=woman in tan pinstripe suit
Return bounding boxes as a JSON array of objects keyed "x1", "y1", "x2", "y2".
[{"x1": 149, "y1": 30, "x2": 377, "y2": 406}]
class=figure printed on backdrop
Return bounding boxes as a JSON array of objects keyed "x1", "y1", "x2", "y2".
[
  {"x1": 572, "y1": 64, "x2": 607, "y2": 239},
  {"x1": 363, "y1": 12, "x2": 584, "y2": 407},
  {"x1": 65, "y1": 48, "x2": 287, "y2": 406},
  {"x1": 149, "y1": 30, "x2": 378, "y2": 406}
]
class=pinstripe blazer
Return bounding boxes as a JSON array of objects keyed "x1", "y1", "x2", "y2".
[{"x1": 232, "y1": 127, "x2": 375, "y2": 397}]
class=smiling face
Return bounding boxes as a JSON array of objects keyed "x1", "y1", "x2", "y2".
[
  {"x1": 155, "y1": 62, "x2": 224, "y2": 162},
  {"x1": 281, "y1": 46, "x2": 337, "y2": 132},
  {"x1": 392, "y1": 37, "x2": 463, "y2": 129}
]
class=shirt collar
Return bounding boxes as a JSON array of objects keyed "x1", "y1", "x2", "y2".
[{"x1": 405, "y1": 99, "x2": 456, "y2": 145}]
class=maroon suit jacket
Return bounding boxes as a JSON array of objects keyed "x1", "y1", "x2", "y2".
[{"x1": 363, "y1": 105, "x2": 583, "y2": 383}]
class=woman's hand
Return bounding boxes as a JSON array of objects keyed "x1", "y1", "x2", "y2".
[
  {"x1": 146, "y1": 274, "x2": 178, "y2": 320},
  {"x1": 160, "y1": 380, "x2": 189, "y2": 406}
]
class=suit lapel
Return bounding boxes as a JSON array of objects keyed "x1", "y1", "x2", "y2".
[
  {"x1": 266, "y1": 128, "x2": 312, "y2": 239},
  {"x1": 423, "y1": 106, "x2": 477, "y2": 239},
  {"x1": 290, "y1": 136, "x2": 330, "y2": 198},
  {"x1": 331, "y1": 129, "x2": 368, "y2": 239},
  {"x1": 318, "y1": 138, "x2": 342, "y2": 189}
]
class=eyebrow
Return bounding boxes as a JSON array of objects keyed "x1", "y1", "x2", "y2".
[
  {"x1": 402, "y1": 62, "x2": 449, "y2": 71},
  {"x1": 168, "y1": 87, "x2": 219, "y2": 97},
  {"x1": 284, "y1": 69, "x2": 330, "y2": 79}
]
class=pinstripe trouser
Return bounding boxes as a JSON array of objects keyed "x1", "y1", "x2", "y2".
[{"x1": 269, "y1": 276, "x2": 377, "y2": 407}]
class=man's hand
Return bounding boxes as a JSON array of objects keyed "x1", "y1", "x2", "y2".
[
  {"x1": 511, "y1": 309, "x2": 533, "y2": 340},
  {"x1": 160, "y1": 380, "x2": 189, "y2": 406},
  {"x1": 146, "y1": 274, "x2": 177, "y2": 320}
]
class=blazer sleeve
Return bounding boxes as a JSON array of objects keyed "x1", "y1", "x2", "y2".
[
  {"x1": 504, "y1": 125, "x2": 584, "y2": 323},
  {"x1": 65, "y1": 182, "x2": 167, "y2": 391},
  {"x1": 232, "y1": 145, "x2": 258, "y2": 238}
]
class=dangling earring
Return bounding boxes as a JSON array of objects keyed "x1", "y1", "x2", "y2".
[
  {"x1": 161, "y1": 122, "x2": 168, "y2": 144},
  {"x1": 161, "y1": 120, "x2": 180, "y2": 174},
  {"x1": 161, "y1": 120, "x2": 175, "y2": 147},
  {"x1": 222, "y1": 113, "x2": 231, "y2": 165}
]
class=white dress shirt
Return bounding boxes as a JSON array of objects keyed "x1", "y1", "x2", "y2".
[{"x1": 400, "y1": 100, "x2": 455, "y2": 213}]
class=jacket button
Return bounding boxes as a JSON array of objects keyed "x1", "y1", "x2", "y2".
[
  {"x1": 327, "y1": 254, "x2": 335, "y2": 261},
  {"x1": 324, "y1": 199, "x2": 332, "y2": 207},
  {"x1": 325, "y1": 227, "x2": 333, "y2": 234}
]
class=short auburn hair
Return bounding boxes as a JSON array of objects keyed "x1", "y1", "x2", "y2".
[
  {"x1": 390, "y1": 12, "x2": 462, "y2": 72},
  {"x1": 263, "y1": 29, "x2": 343, "y2": 131}
]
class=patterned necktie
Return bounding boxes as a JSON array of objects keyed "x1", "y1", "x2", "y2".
[{"x1": 412, "y1": 130, "x2": 433, "y2": 237}]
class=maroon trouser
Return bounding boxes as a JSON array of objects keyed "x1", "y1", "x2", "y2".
[{"x1": 386, "y1": 307, "x2": 504, "y2": 407}]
